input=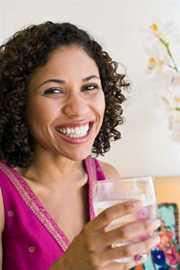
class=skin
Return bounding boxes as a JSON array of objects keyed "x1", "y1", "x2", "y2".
[
  {"x1": 50, "y1": 201, "x2": 160, "y2": 270},
  {"x1": 0, "y1": 45, "x2": 160, "y2": 270},
  {"x1": 26, "y1": 45, "x2": 105, "y2": 167}
]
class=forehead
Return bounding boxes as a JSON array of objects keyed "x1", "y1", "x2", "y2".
[{"x1": 30, "y1": 46, "x2": 100, "y2": 85}]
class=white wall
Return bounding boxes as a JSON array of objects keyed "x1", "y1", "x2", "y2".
[{"x1": 1, "y1": 0, "x2": 180, "y2": 177}]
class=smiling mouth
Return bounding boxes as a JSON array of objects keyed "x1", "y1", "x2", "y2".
[{"x1": 55, "y1": 122, "x2": 93, "y2": 139}]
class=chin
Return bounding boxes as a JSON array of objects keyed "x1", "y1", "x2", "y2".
[{"x1": 63, "y1": 148, "x2": 92, "y2": 161}]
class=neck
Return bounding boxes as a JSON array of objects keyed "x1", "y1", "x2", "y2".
[{"x1": 19, "y1": 147, "x2": 86, "y2": 188}]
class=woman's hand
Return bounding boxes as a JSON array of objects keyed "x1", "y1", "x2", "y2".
[{"x1": 50, "y1": 201, "x2": 160, "y2": 270}]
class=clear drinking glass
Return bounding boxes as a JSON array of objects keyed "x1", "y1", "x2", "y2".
[{"x1": 93, "y1": 176, "x2": 157, "y2": 264}]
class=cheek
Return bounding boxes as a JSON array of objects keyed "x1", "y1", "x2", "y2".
[
  {"x1": 26, "y1": 99, "x2": 59, "y2": 129},
  {"x1": 95, "y1": 91, "x2": 106, "y2": 118}
]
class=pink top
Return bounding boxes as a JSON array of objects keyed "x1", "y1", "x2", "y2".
[{"x1": 0, "y1": 157, "x2": 106, "y2": 270}]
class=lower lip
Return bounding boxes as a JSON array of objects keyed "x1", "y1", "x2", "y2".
[{"x1": 55, "y1": 126, "x2": 93, "y2": 145}]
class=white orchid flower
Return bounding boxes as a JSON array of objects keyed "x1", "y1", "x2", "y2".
[
  {"x1": 145, "y1": 22, "x2": 180, "y2": 75},
  {"x1": 144, "y1": 22, "x2": 180, "y2": 113}
]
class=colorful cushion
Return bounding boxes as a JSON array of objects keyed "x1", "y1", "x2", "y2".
[{"x1": 133, "y1": 203, "x2": 180, "y2": 270}]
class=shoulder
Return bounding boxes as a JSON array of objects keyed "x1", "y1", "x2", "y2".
[{"x1": 99, "y1": 161, "x2": 121, "y2": 180}]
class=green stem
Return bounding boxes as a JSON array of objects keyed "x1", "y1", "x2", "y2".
[{"x1": 159, "y1": 37, "x2": 179, "y2": 72}]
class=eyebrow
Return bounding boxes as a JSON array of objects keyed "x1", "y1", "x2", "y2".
[
  {"x1": 82, "y1": 75, "x2": 100, "y2": 82},
  {"x1": 37, "y1": 75, "x2": 100, "y2": 89}
]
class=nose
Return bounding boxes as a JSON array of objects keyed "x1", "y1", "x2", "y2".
[{"x1": 62, "y1": 93, "x2": 89, "y2": 117}]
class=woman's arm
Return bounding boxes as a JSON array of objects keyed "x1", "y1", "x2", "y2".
[{"x1": 0, "y1": 190, "x2": 5, "y2": 270}]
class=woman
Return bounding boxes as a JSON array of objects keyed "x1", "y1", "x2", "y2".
[{"x1": 0, "y1": 21, "x2": 160, "y2": 270}]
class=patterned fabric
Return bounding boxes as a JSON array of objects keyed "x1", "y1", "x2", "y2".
[
  {"x1": 133, "y1": 203, "x2": 180, "y2": 270},
  {"x1": 0, "y1": 157, "x2": 106, "y2": 270}
]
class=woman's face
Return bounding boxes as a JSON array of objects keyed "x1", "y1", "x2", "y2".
[{"x1": 27, "y1": 46, "x2": 105, "y2": 161}]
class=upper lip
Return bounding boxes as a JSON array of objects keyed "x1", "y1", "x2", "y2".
[{"x1": 54, "y1": 120, "x2": 94, "y2": 129}]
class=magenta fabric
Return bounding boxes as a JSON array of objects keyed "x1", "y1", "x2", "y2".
[{"x1": 0, "y1": 157, "x2": 106, "y2": 270}]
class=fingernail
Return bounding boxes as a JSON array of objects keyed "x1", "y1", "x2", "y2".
[
  {"x1": 136, "y1": 207, "x2": 150, "y2": 220},
  {"x1": 138, "y1": 233, "x2": 150, "y2": 241},
  {"x1": 134, "y1": 254, "x2": 142, "y2": 261}
]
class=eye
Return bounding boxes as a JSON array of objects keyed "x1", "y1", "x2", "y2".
[
  {"x1": 43, "y1": 87, "x2": 64, "y2": 96},
  {"x1": 82, "y1": 83, "x2": 99, "y2": 92}
]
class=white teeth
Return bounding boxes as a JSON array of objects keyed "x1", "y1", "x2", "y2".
[{"x1": 58, "y1": 124, "x2": 89, "y2": 138}]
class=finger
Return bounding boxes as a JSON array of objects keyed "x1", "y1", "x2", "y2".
[
  {"x1": 127, "y1": 232, "x2": 160, "y2": 257},
  {"x1": 99, "y1": 245, "x2": 128, "y2": 264},
  {"x1": 120, "y1": 218, "x2": 161, "y2": 242},
  {"x1": 134, "y1": 205, "x2": 156, "y2": 221},
  {"x1": 99, "y1": 232, "x2": 160, "y2": 265},
  {"x1": 95, "y1": 233, "x2": 160, "y2": 269},
  {"x1": 103, "y1": 205, "x2": 157, "y2": 233},
  {"x1": 127, "y1": 254, "x2": 149, "y2": 269},
  {"x1": 102, "y1": 261, "x2": 130, "y2": 270},
  {"x1": 89, "y1": 200, "x2": 142, "y2": 231},
  {"x1": 101, "y1": 218, "x2": 160, "y2": 247}
]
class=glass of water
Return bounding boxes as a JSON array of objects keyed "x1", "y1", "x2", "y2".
[{"x1": 93, "y1": 176, "x2": 157, "y2": 264}]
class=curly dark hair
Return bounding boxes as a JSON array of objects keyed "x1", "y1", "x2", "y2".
[{"x1": 0, "y1": 21, "x2": 129, "y2": 168}]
